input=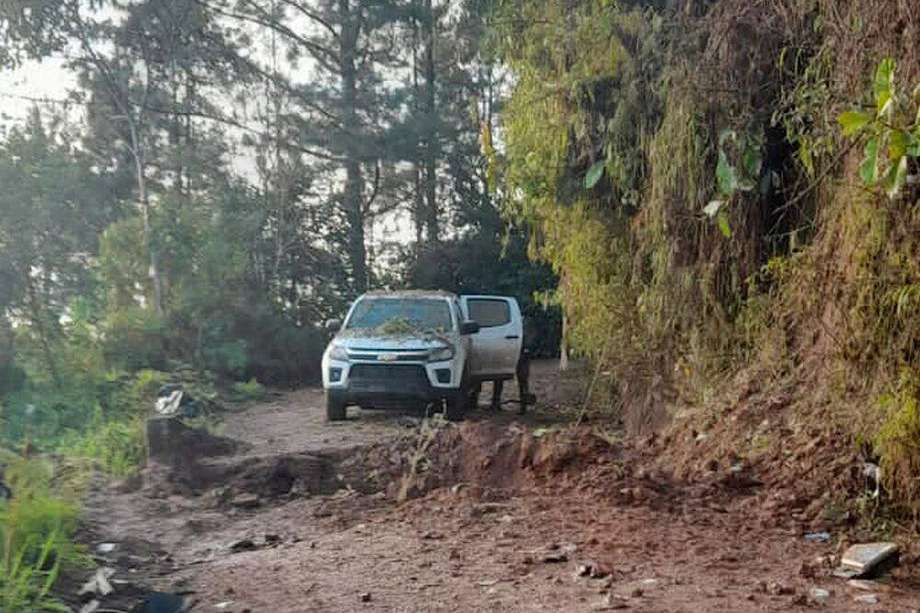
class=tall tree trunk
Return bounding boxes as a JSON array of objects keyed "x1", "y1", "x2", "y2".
[
  {"x1": 340, "y1": 0, "x2": 368, "y2": 292},
  {"x1": 422, "y1": 0, "x2": 439, "y2": 243},
  {"x1": 411, "y1": 20, "x2": 424, "y2": 251},
  {"x1": 130, "y1": 123, "x2": 165, "y2": 316}
]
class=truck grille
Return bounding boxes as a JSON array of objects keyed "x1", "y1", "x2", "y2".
[
  {"x1": 347, "y1": 352, "x2": 426, "y2": 362},
  {"x1": 349, "y1": 364, "x2": 429, "y2": 384}
]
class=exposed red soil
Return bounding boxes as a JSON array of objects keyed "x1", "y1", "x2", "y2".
[{"x1": 72, "y1": 361, "x2": 920, "y2": 612}]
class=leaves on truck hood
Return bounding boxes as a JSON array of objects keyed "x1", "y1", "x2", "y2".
[{"x1": 336, "y1": 318, "x2": 454, "y2": 347}]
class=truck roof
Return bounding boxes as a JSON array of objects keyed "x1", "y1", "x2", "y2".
[{"x1": 360, "y1": 289, "x2": 458, "y2": 300}]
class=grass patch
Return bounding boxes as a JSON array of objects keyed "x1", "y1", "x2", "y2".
[
  {"x1": 0, "y1": 456, "x2": 84, "y2": 611},
  {"x1": 875, "y1": 375, "x2": 920, "y2": 517},
  {"x1": 59, "y1": 416, "x2": 146, "y2": 478},
  {"x1": 230, "y1": 378, "x2": 267, "y2": 403}
]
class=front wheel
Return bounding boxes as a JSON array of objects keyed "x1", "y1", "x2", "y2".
[
  {"x1": 445, "y1": 389, "x2": 468, "y2": 422},
  {"x1": 325, "y1": 393, "x2": 347, "y2": 422}
]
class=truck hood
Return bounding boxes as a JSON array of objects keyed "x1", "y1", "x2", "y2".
[{"x1": 332, "y1": 330, "x2": 456, "y2": 352}]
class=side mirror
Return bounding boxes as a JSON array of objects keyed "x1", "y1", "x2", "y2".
[
  {"x1": 460, "y1": 321, "x2": 480, "y2": 335},
  {"x1": 325, "y1": 319, "x2": 342, "y2": 331}
]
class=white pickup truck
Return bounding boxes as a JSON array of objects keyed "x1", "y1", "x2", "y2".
[{"x1": 321, "y1": 290, "x2": 526, "y2": 421}]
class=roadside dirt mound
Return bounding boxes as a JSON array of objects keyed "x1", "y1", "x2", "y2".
[
  {"x1": 140, "y1": 418, "x2": 621, "y2": 511},
  {"x1": 654, "y1": 368, "x2": 871, "y2": 534},
  {"x1": 383, "y1": 420, "x2": 618, "y2": 502}
]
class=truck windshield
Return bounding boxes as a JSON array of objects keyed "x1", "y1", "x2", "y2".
[{"x1": 346, "y1": 298, "x2": 453, "y2": 333}]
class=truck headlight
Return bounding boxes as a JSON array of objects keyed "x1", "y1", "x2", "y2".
[
  {"x1": 328, "y1": 344, "x2": 349, "y2": 361},
  {"x1": 429, "y1": 345, "x2": 455, "y2": 362}
]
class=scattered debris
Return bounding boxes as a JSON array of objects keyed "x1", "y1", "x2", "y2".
[
  {"x1": 862, "y1": 463, "x2": 882, "y2": 499},
  {"x1": 834, "y1": 543, "x2": 899, "y2": 579},
  {"x1": 804, "y1": 532, "x2": 831, "y2": 543},
  {"x1": 576, "y1": 563, "x2": 593, "y2": 578},
  {"x1": 477, "y1": 579, "x2": 500, "y2": 587},
  {"x1": 847, "y1": 579, "x2": 890, "y2": 592},
  {"x1": 130, "y1": 591, "x2": 188, "y2": 613},
  {"x1": 593, "y1": 593, "x2": 629, "y2": 610},
  {"x1": 540, "y1": 542, "x2": 576, "y2": 563},
  {"x1": 96, "y1": 542, "x2": 118, "y2": 554},
  {"x1": 229, "y1": 539, "x2": 257, "y2": 553},
  {"x1": 766, "y1": 581, "x2": 795, "y2": 596},
  {"x1": 80, "y1": 567, "x2": 115, "y2": 598},
  {"x1": 214, "y1": 602, "x2": 233, "y2": 609},
  {"x1": 80, "y1": 600, "x2": 100, "y2": 613},
  {"x1": 854, "y1": 593, "x2": 879, "y2": 605},
  {"x1": 809, "y1": 587, "x2": 830, "y2": 603},
  {"x1": 154, "y1": 384, "x2": 201, "y2": 418},
  {"x1": 359, "y1": 592, "x2": 372, "y2": 603},
  {"x1": 230, "y1": 493, "x2": 261, "y2": 509}
]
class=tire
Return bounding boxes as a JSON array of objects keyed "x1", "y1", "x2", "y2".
[
  {"x1": 445, "y1": 390, "x2": 467, "y2": 422},
  {"x1": 326, "y1": 393, "x2": 347, "y2": 422}
]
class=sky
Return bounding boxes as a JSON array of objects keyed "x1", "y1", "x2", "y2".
[
  {"x1": 0, "y1": 51, "x2": 416, "y2": 261},
  {"x1": 0, "y1": 57, "x2": 77, "y2": 127},
  {"x1": 0, "y1": 11, "x2": 421, "y2": 256}
]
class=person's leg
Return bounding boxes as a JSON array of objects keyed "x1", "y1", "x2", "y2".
[
  {"x1": 490, "y1": 380, "x2": 504, "y2": 411},
  {"x1": 517, "y1": 355, "x2": 531, "y2": 415}
]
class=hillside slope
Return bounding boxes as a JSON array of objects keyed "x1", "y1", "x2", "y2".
[{"x1": 493, "y1": 0, "x2": 919, "y2": 517}]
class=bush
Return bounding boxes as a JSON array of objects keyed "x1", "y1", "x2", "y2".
[
  {"x1": 59, "y1": 417, "x2": 146, "y2": 477},
  {"x1": 875, "y1": 375, "x2": 920, "y2": 516},
  {"x1": 202, "y1": 338, "x2": 249, "y2": 379},
  {"x1": 0, "y1": 363, "x2": 26, "y2": 397},
  {"x1": 230, "y1": 378, "x2": 266, "y2": 402},
  {"x1": 0, "y1": 457, "x2": 82, "y2": 611},
  {"x1": 102, "y1": 307, "x2": 169, "y2": 371}
]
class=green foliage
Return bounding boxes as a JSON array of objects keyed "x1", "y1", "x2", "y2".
[
  {"x1": 1, "y1": 531, "x2": 69, "y2": 612},
  {"x1": 706, "y1": 128, "x2": 765, "y2": 238},
  {"x1": 0, "y1": 457, "x2": 82, "y2": 611},
  {"x1": 230, "y1": 378, "x2": 267, "y2": 402},
  {"x1": 59, "y1": 417, "x2": 145, "y2": 477},
  {"x1": 875, "y1": 375, "x2": 920, "y2": 516},
  {"x1": 838, "y1": 58, "x2": 920, "y2": 199},
  {"x1": 101, "y1": 307, "x2": 169, "y2": 371},
  {"x1": 584, "y1": 161, "x2": 605, "y2": 190},
  {"x1": 775, "y1": 44, "x2": 836, "y2": 180}
]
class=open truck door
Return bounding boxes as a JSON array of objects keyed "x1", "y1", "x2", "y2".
[{"x1": 460, "y1": 295, "x2": 523, "y2": 381}]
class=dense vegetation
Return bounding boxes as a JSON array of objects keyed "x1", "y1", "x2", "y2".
[
  {"x1": 0, "y1": 1, "x2": 558, "y2": 603},
  {"x1": 0, "y1": 0, "x2": 558, "y2": 453},
  {"x1": 1, "y1": 0, "x2": 919, "y2": 606},
  {"x1": 490, "y1": 0, "x2": 919, "y2": 514}
]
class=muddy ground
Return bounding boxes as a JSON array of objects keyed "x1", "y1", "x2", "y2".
[{"x1": 73, "y1": 361, "x2": 920, "y2": 613}]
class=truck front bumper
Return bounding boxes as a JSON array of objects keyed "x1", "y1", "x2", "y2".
[{"x1": 325, "y1": 362, "x2": 460, "y2": 409}]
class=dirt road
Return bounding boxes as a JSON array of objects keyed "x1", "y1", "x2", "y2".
[{"x1": 77, "y1": 362, "x2": 920, "y2": 612}]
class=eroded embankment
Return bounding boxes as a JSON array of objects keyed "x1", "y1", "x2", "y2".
[{"x1": 140, "y1": 418, "x2": 620, "y2": 509}]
